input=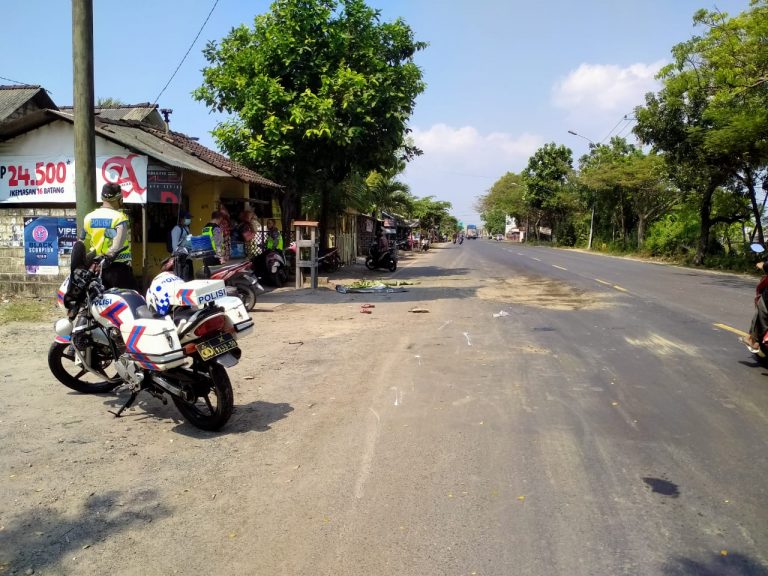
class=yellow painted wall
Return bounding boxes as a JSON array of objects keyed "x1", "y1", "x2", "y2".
[{"x1": 129, "y1": 173, "x2": 250, "y2": 280}]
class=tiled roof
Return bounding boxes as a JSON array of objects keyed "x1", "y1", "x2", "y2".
[{"x1": 137, "y1": 122, "x2": 280, "y2": 188}]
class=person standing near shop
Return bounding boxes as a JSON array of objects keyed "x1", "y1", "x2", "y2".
[
  {"x1": 169, "y1": 210, "x2": 193, "y2": 280},
  {"x1": 81, "y1": 183, "x2": 137, "y2": 291},
  {"x1": 201, "y1": 211, "x2": 225, "y2": 277}
]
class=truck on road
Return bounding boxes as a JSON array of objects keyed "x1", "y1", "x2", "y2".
[{"x1": 465, "y1": 224, "x2": 478, "y2": 239}]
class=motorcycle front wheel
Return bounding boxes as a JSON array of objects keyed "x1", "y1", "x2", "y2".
[
  {"x1": 47, "y1": 342, "x2": 120, "y2": 394},
  {"x1": 231, "y1": 280, "x2": 257, "y2": 311},
  {"x1": 172, "y1": 363, "x2": 234, "y2": 431},
  {"x1": 388, "y1": 259, "x2": 397, "y2": 272},
  {"x1": 365, "y1": 257, "x2": 376, "y2": 270}
]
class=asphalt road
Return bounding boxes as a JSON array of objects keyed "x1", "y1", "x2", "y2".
[{"x1": 324, "y1": 240, "x2": 768, "y2": 576}]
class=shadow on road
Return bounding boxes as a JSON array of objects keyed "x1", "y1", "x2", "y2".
[
  {"x1": 1, "y1": 489, "x2": 170, "y2": 574},
  {"x1": 662, "y1": 551, "x2": 768, "y2": 575},
  {"x1": 99, "y1": 392, "x2": 293, "y2": 436}
]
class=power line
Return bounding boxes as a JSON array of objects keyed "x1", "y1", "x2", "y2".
[
  {"x1": 0, "y1": 75, "x2": 36, "y2": 86},
  {"x1": 151, "y1": 0, "x2": 219, "y2": 108}
]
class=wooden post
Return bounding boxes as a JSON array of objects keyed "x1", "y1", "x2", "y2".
[{"x1": 293, "y1": 220, "x2": 319, "y2": 289}]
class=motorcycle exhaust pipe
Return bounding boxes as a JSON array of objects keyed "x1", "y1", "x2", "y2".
[{"x1": 152, "y1": 374, "x2": 195, "y2": 402}]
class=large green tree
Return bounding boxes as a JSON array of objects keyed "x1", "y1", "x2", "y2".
[
  {"x1": 634, "y1": 2, "x2": 767, "y2": 262},
  {"x1": 194, "y1": 0, "x2": 426, "y2": 241},
  {"x1": 476, "y1": 172, "x2": 527, "y2": 235},
  {"x1": 522, "y1": 143, "x2": 576, "y2": 242},
  {"x1": 579, "y1": 140, "x2": 679, "y2": 248}
]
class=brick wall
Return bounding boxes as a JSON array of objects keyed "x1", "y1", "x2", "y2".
[{"x1": 0, "y1": 206, "x2": 75, "y2": 296}]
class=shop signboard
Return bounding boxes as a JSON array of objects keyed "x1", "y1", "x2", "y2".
[{"x1": 0, "y1": 154, "x2": 148, "y2": 204}]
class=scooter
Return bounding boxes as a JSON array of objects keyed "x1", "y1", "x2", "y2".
[
  {"x1": 744, "y1": 243, "x2": 768, "y2": 357},
  {"x1": 365, "y1": 243, "x2": 397, "y2": 272},
  {"x1": 161, "y1": 247, "x2": 263, "y2": 311},
  {"x1": 252, "y1": 249, "x2": 290, "y2": 287}
]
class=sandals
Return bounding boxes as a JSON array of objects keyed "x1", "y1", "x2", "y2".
[{"x1": 741, "y1": 336, "x2": 763, "y2": 355}]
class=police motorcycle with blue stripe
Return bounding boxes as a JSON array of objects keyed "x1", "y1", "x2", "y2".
[{"x1": 49, "y1": 241, "x2": 253, "y2": 431}]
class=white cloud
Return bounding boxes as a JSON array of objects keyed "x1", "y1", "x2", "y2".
[
  {"x1": 552, "y1": 61, "x2": 665, "y2": 141},
  {"x1": 401, "y1": 124, "x2": 543, "y2": 222},
  {"x1": 410, "y1": 123, "x2": 542, "y2": 170}
]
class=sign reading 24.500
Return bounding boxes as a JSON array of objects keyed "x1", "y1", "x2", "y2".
[
  {"x1": 0, "y1": 154, "x2": 149, "y2": 204},
  {"x1": 0, "y1": 156, "x2": 74, "y2": 203}
]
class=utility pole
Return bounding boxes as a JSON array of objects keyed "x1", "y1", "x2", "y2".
[
  {"x1": 72, "y1": 0, "x2": 97, "y2": 232},
  {"x1": 567, "y1": 130, "x2": 598, "y2": 250}
]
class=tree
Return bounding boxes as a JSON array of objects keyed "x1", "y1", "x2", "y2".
[
  {"x1": 194, "y1": 0, "x2": 426, "y2": 244},
  {"x1": 634, "y1": 2, "x2": 766, "y2": 263},
  {"x1": 579, "y1": 140, "x2": 679, "y2": 248},
  {"x1": 410, "y1": 196, "x2": 452, "y2": 234},
  {"x1": 522, "y1": 143, "x2": 576, "y2": 241},
  {"x1": 476, "y1": 172, "x2": 527, "y2": 236}
]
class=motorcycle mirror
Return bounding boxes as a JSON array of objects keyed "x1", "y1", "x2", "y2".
[{"x1": 750, "y1": 243, "x2": 765, "y2": 254}]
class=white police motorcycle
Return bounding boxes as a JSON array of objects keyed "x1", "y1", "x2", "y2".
[{"x1": 49, "y1": 241, "x2": 253, "y2": 431}]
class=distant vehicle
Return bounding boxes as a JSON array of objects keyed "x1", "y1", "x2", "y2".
[{"x1": 466, "y1": 224, "x2": 478, "y2": 239}]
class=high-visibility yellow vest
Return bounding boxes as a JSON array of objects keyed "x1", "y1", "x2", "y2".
[
  {"x1": 83, "y1": 207, "x2": 131, "y2": 263},
  {"x1": 201, "y1": 223, "x2": 219, "y2": 252},
  {"x1": 266, "y1": 229, "x2": 283, "y2": 251}
]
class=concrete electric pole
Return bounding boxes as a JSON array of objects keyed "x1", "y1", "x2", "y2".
[{"x1": 72, "y1": 0, "x2": 97, "y2": 232}]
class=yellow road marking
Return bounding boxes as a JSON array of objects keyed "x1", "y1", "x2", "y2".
[
  {"x1": 552, "y1": 265, "x2": 568, "y2": 271},
  {"x1": 612, "y1": 285, "x2": 629, "y2": 293},
  {"x1": 713, "y1": 323, "x2": 748, "y2": 338},
  {"x1": 595, "y1": 279, "x2": 611, "y2": 286}
]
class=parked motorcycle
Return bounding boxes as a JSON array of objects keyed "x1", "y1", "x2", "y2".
[
  {"x1": 252, "y1": 249, "x2": 290, "y2": 287},
  {"x1": 365, "y1": 243, "x2": 398, "y2": 272},
  {"x1": 317, "y1": 247, "x2": 342, "y2": 273},
  {"x1": 50, "y1": 251, "x2": 253, "y2": 431},
  {"x1": 161, "y1": 246, "x2": 263, "y2": 311}
]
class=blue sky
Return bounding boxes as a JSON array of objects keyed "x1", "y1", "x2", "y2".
[{"x1": 1, "y1": 0, "x2": 755, "y2": 225}]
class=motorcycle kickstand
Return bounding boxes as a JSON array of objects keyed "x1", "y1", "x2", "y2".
[{"x1": 109, "y1": 391, "x2": 138, "y2": 418}]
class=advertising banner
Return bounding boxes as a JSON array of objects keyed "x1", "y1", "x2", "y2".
[
  {"x1": 57, "y1": 217, "x2": 78, "y2": 255},
  {"x1": 24, "y1": 216, "x2": 60, "y2": 275},
  {"x1": 0, "y1": 154, "x2": 149, "y2": 204},
  {"x1": 0, "y1": 156, "x2": 76, "y2": 203},
  {"x1": 147, "y1": 165, "x2": 181, "y2": 203},
  {"x1": 97, "y1": 154, "x2": 148, "y2": 204}
]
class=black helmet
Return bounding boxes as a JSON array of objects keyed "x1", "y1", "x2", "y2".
[{"x1": 101, "y1": 183, "x2": 123, "y2": 201}]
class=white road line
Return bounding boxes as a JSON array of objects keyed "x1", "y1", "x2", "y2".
[
  {"x1": 463, "y1": 332, "x2": 472, "y2": 346},
  {"x1": 531, "y1": 257, "x2": 541, "y2": 262},
  {"x1": 552, "y1": 265, "x2": 568, "y2": 271}
]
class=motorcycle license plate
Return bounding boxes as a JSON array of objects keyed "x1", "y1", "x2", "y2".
[{"x1": 196, "y1": 333, "x2": 237, "y2": 361}]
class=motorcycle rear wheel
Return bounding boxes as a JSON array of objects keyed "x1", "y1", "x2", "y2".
[
  {"x1": 47, "y1": 342, "x2": 120, "y2": 394},
  {"x1": 231, "y1": 280, "x2": 257, "y2": 311},
  {"x1": 172, "y1": 363, "x2": 233, "y2": 431}
]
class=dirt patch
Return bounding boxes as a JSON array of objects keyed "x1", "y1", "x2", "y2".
[{"x1": 477, "y1": 276, "x2": 609, "y2": 311}]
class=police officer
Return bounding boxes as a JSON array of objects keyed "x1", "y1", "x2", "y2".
[
  {"x1": 201, "y1": 210, "x2": 224, "y2": 277},
  {"x1": 81, "y1": 183, "x2": 137, "y2": 290},
  {"x1": 264, "y1": 218, "x2": 283, "y2": 252}
]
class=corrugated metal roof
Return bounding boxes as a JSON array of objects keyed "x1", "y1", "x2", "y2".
[
  {"x1": 0, "y1": 109, "x2": 281, "y2": 188},
  {"x1": 0, "y1": 85, "x2": 56, "y2": 122},
  {"x1": 60, "y1": 103, "x2": 160, "y2": 123}
]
